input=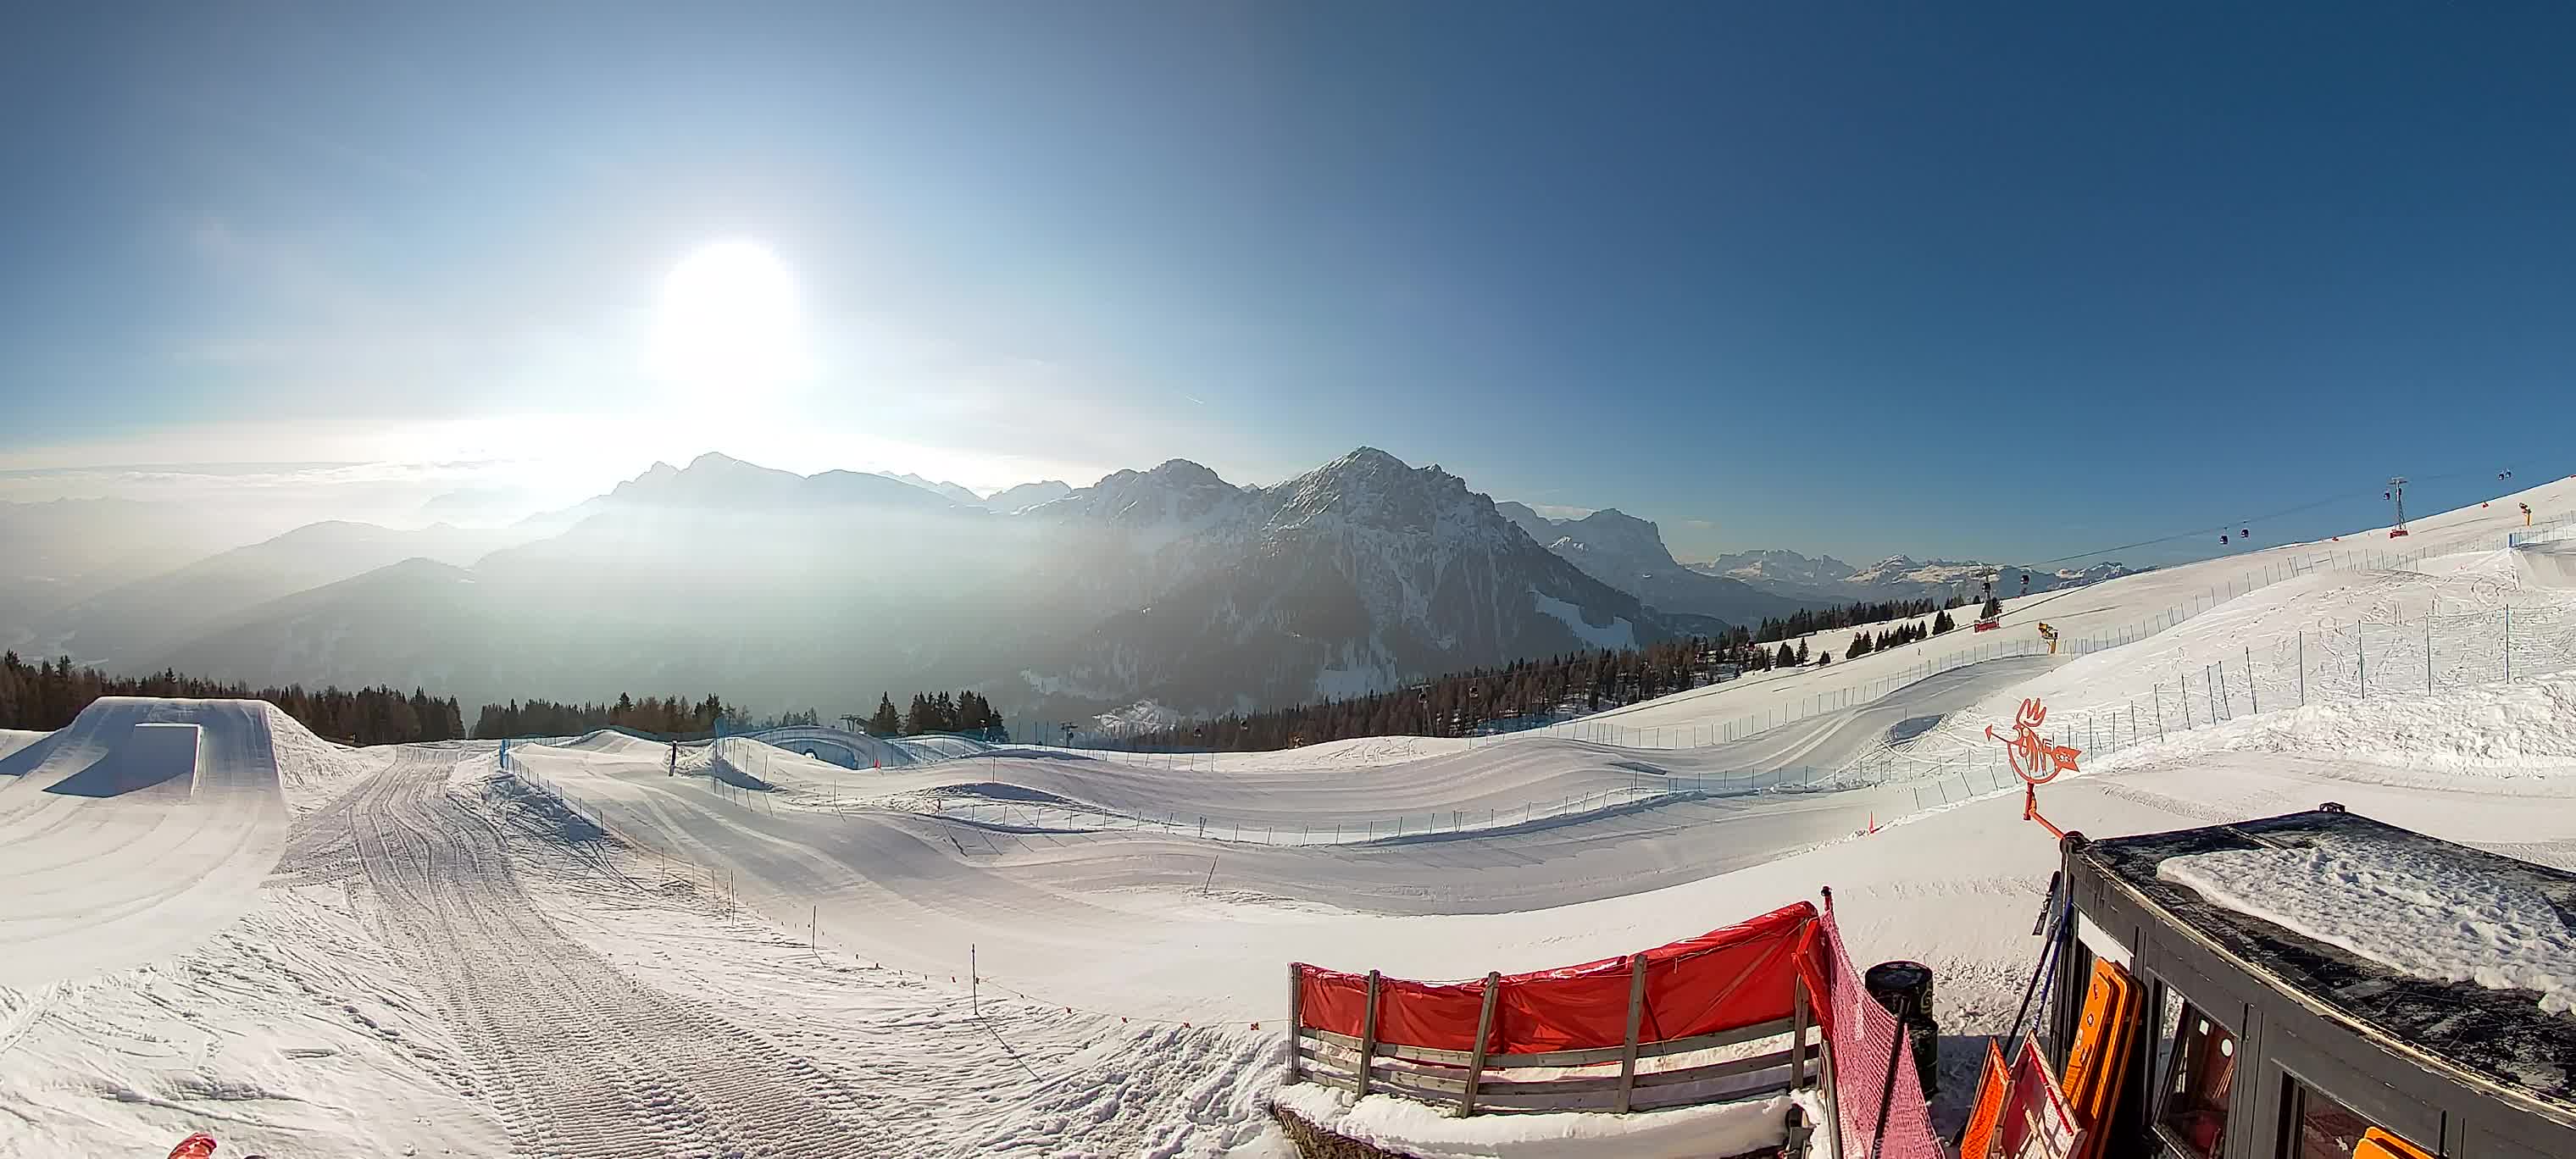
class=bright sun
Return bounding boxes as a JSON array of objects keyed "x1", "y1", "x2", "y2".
[{"x1": 650, "y1": 241, "x2": 805, "y2": 399}]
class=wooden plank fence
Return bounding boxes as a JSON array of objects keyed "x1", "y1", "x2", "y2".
[{"x1": 1288, "y1": 962, "x2": 1823, "y2": 1116}]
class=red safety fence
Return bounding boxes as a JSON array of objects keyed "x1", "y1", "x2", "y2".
[
  {"x1": 1816, "y1": 905, "x2": 1945, "y2": 1159},
  {"x1": 1294, "y1": 901, "x2": 1823, "y2": 1055}
]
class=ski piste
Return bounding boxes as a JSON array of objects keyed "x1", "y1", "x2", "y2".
[{"x1": 9, "y1": 474, "x2": 2576, "y2": 1156}]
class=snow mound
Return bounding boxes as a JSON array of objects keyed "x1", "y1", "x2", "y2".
[
  {"x1": 1272, "y1": 1082, "x2": 1792, "y2": 1159},
  {"x1": 0, "y1": 697, "x2": 327, "y2": 985},
  {"x1": 557, "y1": 729, "x2": 676, "y2": 757},
  {"x1": 2160, "y1": 835, "x2": 2576, "y2": 1014},
  {"x1": 2089, "y1": 668, "x2": 2576, "y2": 777}
]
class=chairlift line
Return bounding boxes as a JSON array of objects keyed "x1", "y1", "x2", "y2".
[{"x1": 2023, "y1": 466, "x2": 2499, "y2": 568}]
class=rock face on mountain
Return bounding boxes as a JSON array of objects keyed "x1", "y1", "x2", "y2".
[
  {"x1": 1494, "y1": 504, "x2": 1809, "y2": 624},
  {"x1": 1037, "y1": 449, "x2": 1674, "y2": 712},
  {"x1": 107, "y1": 449, "x2": 1693, "y2": 721}
]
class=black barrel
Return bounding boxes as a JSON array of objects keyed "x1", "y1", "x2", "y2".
[{"x1": 1865, "y1": 960, "x2": 1942, "y2": 1097}]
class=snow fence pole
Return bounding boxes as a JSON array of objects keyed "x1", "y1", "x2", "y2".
[
  {"x1": 1790, "y1": 973, "x2": 1812, "y2": 1095},
  {"x1": 2506, "y1": 607, "x2": 2514, "y2": 682},
  {"x1": 2426, "y1": 615, "x2": 2434, "y2": 693},
  {"x1": 2247, "y1": 647, "x2": 2257, "y2": 713},
  {"x1": 2359, "y1": 624, "x2": 2368, "y2": 699},
  {"x1": 1867, "y1": 984, "x2": 1913, "y2": 1158},
  {"x1": 1285, "y1": 964, "x2": 1304, "y2": 1085},
  {"x1": 2299, "y1": 632, "x2": 2306, "y2": 704},
  {"x1": 1357, "y1": 971, "x2": 1381, "y2": 1096}
]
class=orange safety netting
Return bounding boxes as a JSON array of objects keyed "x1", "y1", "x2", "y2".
[{"x1": 1294, "y1": 901, "x2": 1822, "y2": 1054}]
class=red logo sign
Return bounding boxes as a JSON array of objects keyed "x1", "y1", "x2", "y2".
[{"x1": 1987, "y1": 699, "x2": 2080, "y2": 784}]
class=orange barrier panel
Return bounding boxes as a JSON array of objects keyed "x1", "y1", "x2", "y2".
[
  {"x1": 1958, "y1": 1040, "x2": 2009, "y2": 1159},
  {"x1": 2356, "y1": 1127, "x2": 2435, "y2": 1159},
  {"x1": 2061, "y1": 960, "x2": 2141, "y2": 1159},
  {"x1": 1295, "y1": 901, "x2": 1820, "y2": 1054}
]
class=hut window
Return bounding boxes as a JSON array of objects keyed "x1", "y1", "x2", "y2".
[
  {"x1": 2153, "y1": 996, "x2": 2236, "y2": 1158},
  {"x1": 2281, "y1": 1077, "x2": 2370, "y2": 1159}
]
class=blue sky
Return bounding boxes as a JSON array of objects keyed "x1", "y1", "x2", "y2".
[{"x1": 4, "y1": 3, "x2": 2574, "y2": 566}]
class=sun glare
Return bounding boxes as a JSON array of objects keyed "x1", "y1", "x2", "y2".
[{"x1": 650, "y1": 241, "x2": 805, "y2": 400}]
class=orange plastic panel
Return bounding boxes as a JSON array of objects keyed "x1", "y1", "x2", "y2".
[
  {"x1": 2354, "y1": 1126, "x2": 2436, "y2": 1159},
  {"x1": 1958, "y1": 1040, "x2": 2010, "y2": 1159},
  {"x1": 2058, "y1": 960, "x2": 2140, "y2": 1159}
]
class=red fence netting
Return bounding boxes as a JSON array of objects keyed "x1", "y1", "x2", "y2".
[
  {"x1": 1818, "y1": 905, "x2": 1945, "y2": 1159},
  {"x1": 1294, "y1": 901, "x2": 1821, "y2": 1055}
]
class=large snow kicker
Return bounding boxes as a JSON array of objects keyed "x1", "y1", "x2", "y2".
[{"x1": 0, "y1": 697, "x2": 293, "y2": 985}]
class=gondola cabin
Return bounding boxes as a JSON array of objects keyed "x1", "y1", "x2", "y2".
[{"x1": 2048, "y1": 807, "x2": 2576, "y2": 1157}]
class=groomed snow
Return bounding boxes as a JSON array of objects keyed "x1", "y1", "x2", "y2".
[
  {"x1": 1271, "y1": 1082, "x2": 1793, "y2": 1158},
  {"x1": 2159, "y1": 835, "x2": 2576, "y2": 1014},
  {"x1": 0, "y1": 698, "x2": 312, "y2": 986},
  {"x1": 11, "y1": 475, "x2": 2576, "y2": 1156}
]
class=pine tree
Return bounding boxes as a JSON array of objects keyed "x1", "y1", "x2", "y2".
[
  {"x1": 1795, "y1": 640, "x2": 1810, "y2": 664},
  {"x1": 1981, "y1": 596, "x2": 2003, "y2": 619}
]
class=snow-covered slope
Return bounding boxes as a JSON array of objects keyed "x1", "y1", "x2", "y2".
[
  {"x1": 18, "y1": 473, "x2": 2576, "y2": 1158},
  {"x1": 0, "y1": 697, "x2": 342, "y2": 986}
]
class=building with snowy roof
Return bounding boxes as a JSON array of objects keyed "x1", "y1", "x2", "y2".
[{"x1": 2052, "y1": 807, "x2": 2576, "y2": 1159}]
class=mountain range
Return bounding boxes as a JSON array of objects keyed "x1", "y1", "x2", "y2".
[
  {"x1": 2, "y1": 448, "x2": 2131, "y2": 720},
  {"x1": 859, "y1": 472, "x2": 1071, "y2": 513},
  {"x1": 1690, "y1": 548, "x2": 2137, "y2": 607},
  {"x1": 1494, "y1": 504, "x2": 1806, "y2": 625}
]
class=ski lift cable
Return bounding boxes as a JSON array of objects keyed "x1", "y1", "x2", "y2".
[{"x1": 2025, "y1": 468, "x2": 2495, "y2": 568}]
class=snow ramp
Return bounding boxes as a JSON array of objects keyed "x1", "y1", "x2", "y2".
[
  {"x1": 743, "y1": 724, "x2": 979, "y2": 768},
  {"x1": 0, "y1": 697, "x2": 297, "y2": 985}
]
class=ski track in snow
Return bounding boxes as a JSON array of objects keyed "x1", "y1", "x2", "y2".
[
  {"x1": 347, "y1": 748, "x2": 891, "y2": 1156},
  {"x1": 18, "y1": 475, "x2": 2576, "y2": 1155}
]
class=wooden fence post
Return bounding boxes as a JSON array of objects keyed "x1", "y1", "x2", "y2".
[
  {"x1": 1462, "y1": 971, "x2": 1501, "y2": 1116},
  {"x1": 1616, "y1": 952, "x2": 1648, "y2": 1113},
  {"x1": 1285, "y1": 963, "x2": 1303, "y2": 1085},
  {"x1": 1357, "y1": 970, "x2": 1381, "y2": 1097},
  {"x1": 1791, "y1": 974, "x2": 1811, "y2": 1086}
]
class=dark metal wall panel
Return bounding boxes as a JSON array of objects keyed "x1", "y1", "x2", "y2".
[{"x1": 2061, "y1": 838, "x2": 2576, "y2": 1159}]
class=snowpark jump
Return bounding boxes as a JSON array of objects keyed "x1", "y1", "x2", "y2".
[{"x1": 8, "y1": 478, "x2": 2576, "y2": 1156}]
